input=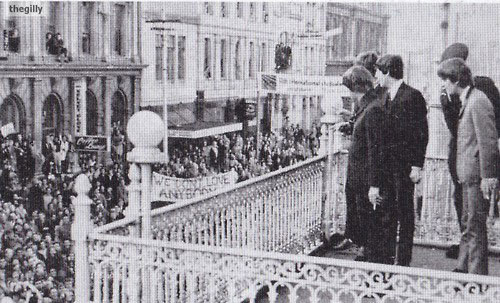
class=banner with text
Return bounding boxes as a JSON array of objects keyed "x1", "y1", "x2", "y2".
[
  {"x1": 258, "y1": 73, "x2": 349, "y2": 96},
  {"x1": 73, "y1": 79, "x2": 87, "y2": 136},
  {"x1": 75, "y1": 136, "x2": 110, "y2": 152},
  {"x1": 152, "y1": 171, "x2": 238, "y2": 202}
]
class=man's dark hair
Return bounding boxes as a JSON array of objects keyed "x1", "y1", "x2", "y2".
[
  {"x1": 376, "y1": 54, "x2": 404, "y2": 80},
  {"x1": 342, "y1": 65, "x2": 374, "y2": 93},
  {"x1": 354, "y1": 51, "x2": 379, "y2": 76},
  {"x1": 437, "y1": 58, "x2": 473, "y2": 88}
]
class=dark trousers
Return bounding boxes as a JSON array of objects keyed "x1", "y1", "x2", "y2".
[
  {"x1": 387, "y1": 169, "x2": 415, "y2": 266},
  {"x1": 355, "y1": 191, "x2": 396, "y2": 264},
  {"x1": 344, "y1": 181, "x2": 366, "y2": 246}
]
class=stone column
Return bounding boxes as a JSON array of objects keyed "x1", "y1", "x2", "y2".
[
  {"x1": 68, "y1": 3, "x2": 79, "y2": 60},
  {"x1": 133, "y1": 76, "x2": 141, "y2": 113},
  {"x1": 303, "y1": 96, "x2": 311, "y2": 130},
  {"x1": 104, "y1": 77, "x2": 113, "y2": 140},
  {"x1": 269, "y1": 94, "x2": 275, "y2": 132},
  {"x1": 276, "y1": 94, "x2": 283, "y2": 133},
  {"x1": 71, "y1": 174, "x2": 93, "y2": 303},
  {"x1": 131, "y1": 2, "x2": 139, "y2": 62},
  {"x1": 33, "y1": 78, "x2": 44, "y2": 173},
  {"x1": 31, "y1": 11, "x2": 42, "y2": 60}
]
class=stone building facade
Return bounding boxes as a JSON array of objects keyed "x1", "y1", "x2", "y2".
[{"x1": 0, "y1": 2, "x2": 143, "y2": 164}]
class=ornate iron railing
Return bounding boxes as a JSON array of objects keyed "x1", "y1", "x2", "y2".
[
  {"x1": 88, "y1": 233, "x2": 500, "y2": 303},
  {"x1": 93, "y1": 156, "x2": 327, "y2": 255}
]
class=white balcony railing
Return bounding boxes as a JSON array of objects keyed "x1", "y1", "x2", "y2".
[
  {"x1": 72, "y1": 120, "x2": 500, "y2": 303},
  {"x1": 88, "y1": 233, "x2": 500, "y2": 303}
]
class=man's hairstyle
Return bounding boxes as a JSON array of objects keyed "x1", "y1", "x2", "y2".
[
  {"x1": 376, "y1": 54, "x2": 404, "y2": 80},
  {"x1": 437, "y1": 58, "x2": 473, "y2": 88},
  {"x1": 440, "y1": 43, "x2": 468, "y2": 62},
  {"x1": 342, "y1": 65, "x2": 374, "y2": 93},
  {"x1": 354, "y1": 51, "x2": 379, "y2": 76}
]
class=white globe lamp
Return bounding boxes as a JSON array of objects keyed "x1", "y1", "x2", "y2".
[{"x1": 126, "y1": 111, "x2": 165, "y2": 163}]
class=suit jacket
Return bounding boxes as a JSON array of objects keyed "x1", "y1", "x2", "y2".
[
  {"x1": 347, "y1": 89, "x2": 385, "y2": 191},
  {"x1": 441, "y1": 76, "x2": 500, "y2": 140},
  {"x1": 457, "y1": 88, "x2": 499, "y2": 184},
  {"x1": 383, "y1": 82, "x2": 428, "y2": 172}
]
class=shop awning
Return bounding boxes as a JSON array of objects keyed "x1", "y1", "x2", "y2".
[{"x1": 168, "y1": 121, "x2": 243, "y2": 139}]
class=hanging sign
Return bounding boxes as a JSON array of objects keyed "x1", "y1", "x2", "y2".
[
  {"x1": 74, "y1": 135, "x2": 110, "y2": 152},
  {"x1": 73, "y1": 79, "x2": 87, "y2": 136}
]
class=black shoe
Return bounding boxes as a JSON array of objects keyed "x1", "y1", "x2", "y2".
[
  {"x1": 355, "y1": 255, "x2": 368, "y2": 262},
  {"x1": 446, "y1": 245, "x2": 460, "y2": 259},
  {"x1": 452, "y1": 268, "x2": 467, "y2": 273},
  {"x1": 333, "y1": 238, "x2": 353, "y2": 251},
  {"x1": 329, "y1": 233, "x2": 346, "y2": 246}
]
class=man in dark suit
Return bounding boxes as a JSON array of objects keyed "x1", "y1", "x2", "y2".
[
  {"x1": 438, "y1": 58, "x2": 499, "y2": 275},
  {"x1": 342, "y1": 65, "x2": 394, "y2": 263},
  {"x1": 375, "y1": 55, "x2": 429, "y2": 266},
  {"x1": 439, "y1": 43, "x2": 500, "y2": 258}
]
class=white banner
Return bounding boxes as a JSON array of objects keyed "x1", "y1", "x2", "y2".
[
  {"x1": 73, "y1": 78, "x2": 87, "y2": 136},
  {"x1": 0, "y1": 123, "x2": 16, "y2": 137},
  {"x1": 258, "y1": 73, "x2": 349, "y2": 96},
  {"x1": 152, "y1": 171, "x2": 238, "y2": 202}
]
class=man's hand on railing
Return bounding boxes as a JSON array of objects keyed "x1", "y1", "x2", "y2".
[{"x1": 337, "y1": 109, "x2": 352, "y2": 122}]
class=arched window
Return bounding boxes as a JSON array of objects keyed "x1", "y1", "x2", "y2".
[
  {"x1": 111, "y1": 90, "x2": 127, "y2": 127},
  {"x1": 0, "y1": 95, "x2": 25, "y2": 134},
  {"x1": 42, "y1": 94, "x2": 62, "y2": 137},
  {"x1": 86, "y1": 90, "x2": 98, "y2": 135}
]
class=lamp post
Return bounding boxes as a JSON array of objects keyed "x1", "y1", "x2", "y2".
[
  {"x1": 126, "y1": 111, "x2": 165, "y2": 303},
  {"x1": 126, "y1": 110, "x2": 165, "y2": 239}
]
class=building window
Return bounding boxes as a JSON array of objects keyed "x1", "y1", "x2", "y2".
[
  {"x1": 155, "y1": 34, "x2": 163, "y2": 80},
  {"x1": 178, "y1": 36, "x2": 186, "y2": 80},
  {"x1": 220, "y1": 2, "x2": 227, "y2": 18},
  {"x1": 4, "y1": 19, "x2": 20, "y2": 53},
  {"x1": 261, "y1": 42, "x2": 266, "y2": 72},
  {"x1": 262, "y1": 3, "x2": 268, "y2": 23},
  {"x1": 236, "y1": 2, "x2": 243, "y2": 18},
  {"x1": 249, "y1": 41, "x2": 255, "y2": 78},
  {"x1": 114, "y1": 4, "x2": 126, "y2": 56},
  {"x1": 47, "y1": 2, "x2": 59, "y2": 35},
  {"x1": 167, "y1": 35, "x2": 175, "y2": 83},
  {"x1": 204, "y1": 38, "x2": 212, "y2": 79},
  {"x1": 81, "y1": 2, "x2": 93, "y2": 54},
  {"x1": 249, "y1": 3, "x2": 256, "y2": 21},
  {"x1": 204, "y1": 2, "x2": 213, "y2": 15},
  {"x1": 235, "y1": 40, "x2": 241, "y2": 80},
  {"x1": 220, "y1": 39, "x2": 227, "y2": 79}
]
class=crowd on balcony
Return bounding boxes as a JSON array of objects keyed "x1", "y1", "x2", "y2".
[{"x1": 154, "y1": 123, "x2": 322, "y2": 182}]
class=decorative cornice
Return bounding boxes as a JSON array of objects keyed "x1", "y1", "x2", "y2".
[{"x1": 0, "y1": 64, "x2": 147, "y2": 78}]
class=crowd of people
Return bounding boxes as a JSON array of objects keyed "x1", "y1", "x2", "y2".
[
  {"x1": 0, "y1": 128, "x2": 129, "y2": 302},
  {"x1": 154, "y1": 124, "x2": 322, "y2": 182},
  {"x1": 0, "y1": 118, "x2": 321, "y2": 301},
  {"x1": 333, "y1": 44, "x2": 499, "y2": 275}
]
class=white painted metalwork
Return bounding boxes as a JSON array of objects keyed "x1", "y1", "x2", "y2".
[{"x1": 88, "y1": 234, "x2": 500, "y2": 303}]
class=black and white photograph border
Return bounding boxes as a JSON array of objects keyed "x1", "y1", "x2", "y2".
[{"x1": 0, "y1": 0, "x2": 500, "y2": 302}]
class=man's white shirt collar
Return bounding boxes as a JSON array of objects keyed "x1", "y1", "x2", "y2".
[
  {"x1": 389, "y1": 79, "x2": 404, "y2": 101},
  {"x1": 459, "y1": 86, "x2": 471, "y2": 103}
]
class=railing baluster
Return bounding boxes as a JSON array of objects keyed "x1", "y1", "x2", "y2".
[
  {"x1": 103, "y1": 265, "x2": 110, "y2": 303},
  {"x1": 112, "y1": 264, "x2": 120, "y2": 303},
  {"x1": 215, "y1": 211, "x2": 221, "y2": 247},
  {"x1": 94, "y1": 263, "x2": 102, "y2": 303}
]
